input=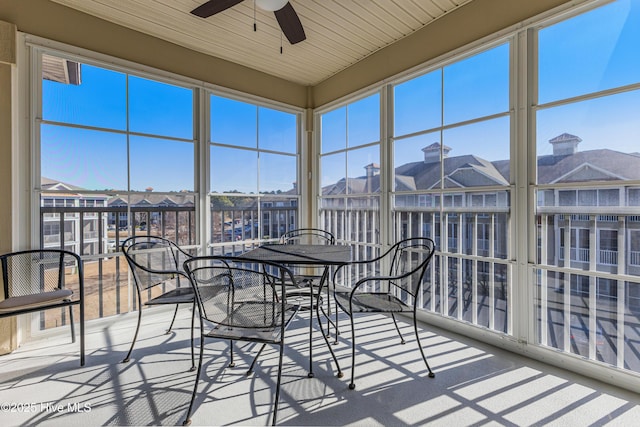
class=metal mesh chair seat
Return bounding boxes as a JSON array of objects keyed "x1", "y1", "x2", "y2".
[
  {"x1": 144, "y1": 286, "x2": 195, "y2": 305},
  {"x1": 181, "y1": 256, "x2": 301, "y2": 426},
  {"x1": 334, "y1": 291, "x2": 409, "y2": 313},
  {"x1": 332, "y1": 237, "x2": 436, "y2": 390},
  {"x1": 204, "y1": 301, "x2": 298, "y2": 341}
]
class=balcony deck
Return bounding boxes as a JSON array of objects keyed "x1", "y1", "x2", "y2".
[{"x1": 1, "y1": 307, "x2": 639, "y2": 426}]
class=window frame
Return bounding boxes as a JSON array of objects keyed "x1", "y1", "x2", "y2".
[{"x1": 312, "y1": 0, "x2": 640, "y2": 385}]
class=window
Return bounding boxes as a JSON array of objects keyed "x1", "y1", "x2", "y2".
[
  {"x1": 572, "y1": 228, "x2": 590, "y2": 262},
  {"x1": 42, "y1": 62, "x2": 194, "y2": 194},
  {"x1": 35, "y1": 50, "x2": 301, "y2": 326},
  {"x1": 318, "y1": 0, "x2": 640, "y2": 377},
  {"x1": 209, "y1": 94, "x2": 299, "y2": 245},
  {"x1": 535, "y1": 0, "x2": 640, "y2": 372},
  {"x1": 37, "y1": 51, "x2": 198, "y2": 322},
  {"x1": 318, "y1": 92, "x2": 381, "y2": 246},
  {"x1": 570, "y1": 274, "x2": 590, "y2": 297},
  {"x1": 599, "y1": 229, "x2": 618, "y2": 265},
  {"x1": 391, "y1": 42, "x2": 511, "y2": 331},
  {"x1": 630, "y1": 188, "x2": 640, "y2": 205},
  {"x1": 630, "y1": 230, "x2": 640, "y2": 266}
]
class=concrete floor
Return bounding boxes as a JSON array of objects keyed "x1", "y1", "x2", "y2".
[{"x1": 1, "y1": 306, "x2": 639, "y2": 426}]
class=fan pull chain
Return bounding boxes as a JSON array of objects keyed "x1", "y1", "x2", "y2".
[
  {"x1": 280, "y1": 31, "x2": 283, "y2": 54},
  {"x1": 253, "y1": 0, "x2": 257, "y2": 32}
]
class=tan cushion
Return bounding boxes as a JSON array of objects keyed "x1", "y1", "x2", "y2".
[{"x1": 0, "y1": 289, "x2": 74, "y2": 313}]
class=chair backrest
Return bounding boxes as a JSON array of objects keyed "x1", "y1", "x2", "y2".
[
  {"x1": 183, "y1": 256, "x2": 297, "y2": 332},
  {"x1": 280, "y1": 228, "x2": 335, "y2": 245},
  {"x1": 333, "y1": 237, "x2": 435, "y2": 302},
  {"x1": 385, "y1": 237, "x2": 436, "y2": 299},
  {"x1": 1, "y1": 249, "x2": 83, "y2": 301},
  {"x1": 121, "y1": 236, "x2": 192, "y2": 292}
]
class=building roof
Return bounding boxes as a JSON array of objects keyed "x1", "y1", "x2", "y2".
[
  {"x1": 549, "y1": 133, "x2": 582, "y2": 144},
  {"x1": 538, "y1": 148, "x2": 640, "y2": 184},
  {"x1": 323, "y1": 134, "x2": 640, "y2": 194},
  {"x1": 41, "y1": 177, "x2": 109, "y2": 199}
]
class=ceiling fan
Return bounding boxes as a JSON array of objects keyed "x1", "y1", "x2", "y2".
[{"x1": 191, "y1": 0, "x2": 306, "y2": 45}]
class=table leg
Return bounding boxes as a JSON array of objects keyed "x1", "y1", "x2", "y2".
[
  {"x1": 315, "y1": 267, "x2": 343, "y2": 378},
  {"x1": 308, "y1": 287, "x2": 315, "y2": 377}
]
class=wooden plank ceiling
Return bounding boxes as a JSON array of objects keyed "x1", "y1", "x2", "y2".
[{"x1": 50, "y1": 0, "x2": 474, "y2": 86}]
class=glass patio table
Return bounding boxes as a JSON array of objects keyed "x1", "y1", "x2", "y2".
[{"x1": 240, "y1": 243, "x2": 351, "y2": 378}]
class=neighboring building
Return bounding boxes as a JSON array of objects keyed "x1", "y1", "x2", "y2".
[
  {"x1": 42, "y1": 180, "x2": 198, "y2": 252},
  {"x1": 535, "y1": 134, "x2": 640, "y2": 308},
  {"x1": 321, "y1": 133, "x2": 640, "y2": 309},
  {"x1": 41, "y1": 177, "x2": 109, "y2": 255},
  {"x1": 106, "y1": 193, "x2": 195, "y2": 231},
  {"x1": 211, "y1": 190, "x2": 299, "y2": 242}
]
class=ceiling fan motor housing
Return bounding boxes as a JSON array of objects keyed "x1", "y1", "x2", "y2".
[{"x1": 255, "y1": 0, "x2": 288, "y2": 11}]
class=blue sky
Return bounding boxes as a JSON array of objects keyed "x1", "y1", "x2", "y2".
[
  {"x1": 42, "y1": 0, "x2": 640, "y2": 193},
  {"x1": 537, "y1": 0, "x2": 640, "y2": 156}
]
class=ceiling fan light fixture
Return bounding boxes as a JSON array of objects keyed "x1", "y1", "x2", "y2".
[
  {"x1": 191, "y1": 0, "x2": 305, "y2": 45},
  {"x1": 255, "y1": 0, "x2": 288, "y2": 12}
]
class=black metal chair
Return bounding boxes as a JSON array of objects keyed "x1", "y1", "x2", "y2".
[
  {"x1": 181, "y1": 255, "x2": 301, "y2": 426},
  {"x1": 279, "y1": 228, "x2": 338, "y2": 336},
  {"x1": 0, "y1": 249, "x2": 85, "y2": 366},
  {"x1": 280, "y1": 227, "x2": 335, "y2": 252},
  {"x1": 332, "y1": 237, "x2": 436, "y2": 390},
  {"x1": 279, "y1": 228, "x2": 335, "y2": 290},
  {"x1": 121, "y1": 236, "x2": 196, "y2": 369}
]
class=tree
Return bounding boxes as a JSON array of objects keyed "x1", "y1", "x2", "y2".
[{"x1": 210, "y1": 195, "x2": 234, "y2": 209}]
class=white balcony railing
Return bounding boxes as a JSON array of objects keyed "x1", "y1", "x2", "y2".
[
  {"x1": 560, "y1": 247, "x2": 590, "y2": 262},
  {"x1": 599, "y1": 249, "x2": 618, "y2": 265}
]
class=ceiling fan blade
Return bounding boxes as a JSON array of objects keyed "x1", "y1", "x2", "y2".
[
  {"x1": 191, "y1": 0, "x2": 244, "y2": 18},
  {"x1": 274, "y1": 2, "x2": 306, "y2": 44}
]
